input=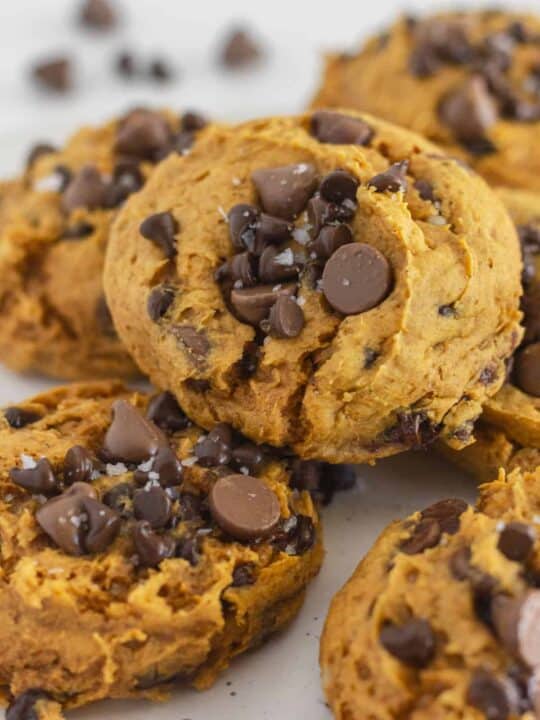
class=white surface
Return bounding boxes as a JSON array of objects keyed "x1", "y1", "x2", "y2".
[{"x1": 0, "y1": 0, "x2": 494, "y2": 718}]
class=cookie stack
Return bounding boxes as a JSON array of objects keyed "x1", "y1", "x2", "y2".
[{"x1": 1, "y1": 8, "x2": 540, "y2": 720}]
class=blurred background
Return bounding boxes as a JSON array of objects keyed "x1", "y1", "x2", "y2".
[{"x1": 0, "y1": 0, "x2": 534, "y2": 175}]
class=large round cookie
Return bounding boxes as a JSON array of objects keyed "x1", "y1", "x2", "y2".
[
  {"x1": 0, "y1": 381, "x2": 322, "y2": 711},
  {"x1": 321, "y1": 469, "x2": 540, "y2": 719},
  {"x1": 0, "y1": 108, "x2": 208, "y2": 380},
  {"x1": 312, "y1": 10, "x2": 540, "y2": 191},
  {"x1": 104, "y1": 111, "x2": 522, "y2": 464}
]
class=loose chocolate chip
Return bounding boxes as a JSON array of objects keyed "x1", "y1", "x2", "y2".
[
  {"x1": 311, "y1": 111, "x2": 374, "y2": 146},
  {"x1": 210, "y1": 474, "x2": 280, "y2": 541},
  {"x1": 64, "y1": 445, "x2": 96, "y2": 485},
  {"x1": 116, "y1": 51, "x2": 136, "y2": 77},
  {"x1": 217, "y1": 251, "x2": 259, "y2": 286},
  {"x1": 80, "y1": 0, "x2": 117, "y2": 29},
  {"x1": 10, "y1": 458, "x2": 58, "y2": 495},
  {"x1": 116, "y1": 110, "x2": 172, "y2": 161},
  {"x1": 61, "y1": 165, "x2": 107, "y2": 213},
  {"x1": 103, "y1": 482, "x2": 133, "y2": 518},
  {"x1": 134, "y1": 486, "x2": 172, "y2": 529},
  {"x1": 514, "y1": 343, "x2": 540, "y2": 396},
  {"x1": 420, "y1": 498, "x2": 468, "y2": 535},
  {"x1": 311, "y1": 224, "x2": 352, "y2": 260},
  {"x1": 4, "y1": 407, "x2": 41, "y2": 428},
  {"x1": 6, "y1": 690, "x2": 49, "y2": 720},
  {"x1": 139, "y1": 211, "x2": 178, "y2": 259},
  {"x1": 231, "y1": 443, "x2": 265, "y2": 475},
  {"x1": 368, "y1": 160, "x2": 409, "y2": 193},
  {"x1": 220, "y1": 27, "x2": 262, "y2": 68},
  {"x1": 103, "y1": 400, "x2": 166, "y2": 464},
  {"x1": 379, "y1": 618, "x2": 436, "y2": 668},
  {"x1": 149, "y1": 58, "x2": 173, "y2": 82},
  {"x1": 492, "y1": 591, "x2": 540, "y2": 667},
  {"x1": 322, "y1": 243, "x2": 392, "y2": 315},
  {"x1": 62, "y1": 221, "x2": 94, "y2": 239},
  {"x1": 498, "y1": 521, "x2": 535, "y2": 562},
  {"x1": 414, "y1": 179, "x2": 436, "y2": 202},
  {"x1": 232, "y1": 563, "x2": 256, "y2": 587},
  {"x1": 228, "y1": 204, "x2": 260, "y2": 251},
  {"x1": 272, "y1": 514, "x2": 316, "y2": 555},
  {"x1": 133, "y1": 521, "x2": 176, "y2": 567},
  {"x1": 26, "y1": 143, "x2": 56, "y2": 170},
  {"x1": 147, "y1": 391, "x2": 189, "y2": 433},
  {"x1": 439, "y1": 76, "x2": 498, "y2": 143},
  {"x1": 319, "y1": 170, "x2": 359, "y2": 205},
  {"x1": 467, "y1": 671, "x2": 510, "y2": 720},
  {"x1": 230, "y1": 282, "x2": 296, "y2": 325},
  {"x1": 400, "y1": 517, "x2": 441, "y2": 555},
  {"x1": 258, "y1": 246, "x2": 298, "y2": 283},
  {"x1": 171, "y1": 325, "x2": 210, "y2": 361},
  {"x1": 195, "y1": 423, "x2": 233, "y2": 467},
  {"x1": 251, "y1": 164, "x2": 318, "y2": 220},
  {"x1": 33, "y1": 57, "x2": 71, "y2": 92},
  {"x1": 147, "y1": 284, "x2": 175, "y2": 322},
  {"x1": 266, "y1": 295, "x2": 304, "y2": 338}
]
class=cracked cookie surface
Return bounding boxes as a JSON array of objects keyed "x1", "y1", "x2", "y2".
[
  {"x1": 0, "y1": 381, "x2": 322, "y2": 711},
  {"x1": 105, "y1": 111, "x2": 522, "y2": 463}
]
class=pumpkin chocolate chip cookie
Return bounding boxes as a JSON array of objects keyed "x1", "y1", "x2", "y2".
[
  {"x1": 104, "y1": 111, "x2": 522, "y2": 463},
  {"x1": 0, "y1": 108, "x2": 208, "y2": 380},
  {"x1": 312, "y1": 10, "x2": 540, "y2": 191},
  {"x1": 0, "y1": 381, "x2": 322, "y2": 711},
  {"x1": 321, "y1": 467, "x2": 540, "y2": 720}
]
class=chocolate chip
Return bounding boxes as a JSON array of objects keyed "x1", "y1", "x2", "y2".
[
  {"x1": 83, "y1": 497, "x2": 122, "y2": 553},
  {"x1": 147, "y1": 284, "x2": 175, "y2": 322},
  {"x1": 140, "y1": 211, "x2": 178, "y2": 259},
  {"x1": 61, "y1": 165, "x2": 107, "y2": 213},
  {"x1": 116, "y1": 110, "x2": 172, "y2": 161},
  {"x1": 6, "y1": 690, "x2": 49, "y2": 720},
  {"x1": 26, "y1": 143, "x2": 56, "y2": 170},
  {"x1": 235, "y1": 341, "x2": 260, "y2": 378},
  {"x1": 195, "y1": 423, "x2": 233, "y2": 467},
  {"x1": 409, "y1": 44, "x2": 442, "y2": 78},
  {"x1": 228, "y1": 204, "x2": 260, "y2": 251},
  {"x1": 368, "y1": 160, "x2": 409, "y2": 193},
  {"x1": 176, "y1": 530, "x2": 203, "y2": 565},
  {"x1": 414, "y1": 179, "x2": 436, "y2": 202},
  {"x1": 4, "y1": 407, "x2": 41, "y2": 428},
  {"x1": 467, "y1": 671, "x2": 510, "y2": 720},
  {"x1": 266, "y1": 295, "x2": 304, "y2": 338},
  {"x1": 80, "y1": 0, "x2": 117, "y2": 29},
  {"x1": 147, "y1": 391, "x2": 189, "y2": 432},
  {"x1": 385, "y1": 411, "x2": 440, "y2": 449},
  {"x1": 64, "y1": 445, "x2": 96, "y2": 485},
  {"x1": 171, "y1": 325, "x2": 210, "y2": 361},
  {"x1": 310, "y1": 111, "x2": 374, "y2": 146},
  {"x1": 319, "y1": 170, "x2": 359, "y2": 204},
  {"x1": 449, "y1": 546, "x2": 495, "y2": 595},
  {"x1": 147, "y1": 446, "x2": 184, "y2": 487},
  {"x1": 439, "y1": 75, "x2": 498, "y2": 143},
  {"x1": 134, "y1": 486, "x2": 172, "y2": 529},
  {"x1": 174, "y1": 131, "x2": 197, "y2": 155},
  {"x1": 523, "y1": 284, "x2": 540, "y2": 341},
  {"x1": 217, "y1": 251, "x2": 259, "y2": 286},
  {"x1": 420, "y1": 498, "x2": 468, "y2": 535},
  {"x1": 400, "y1": 517, "x2": 441, "y2": 555},
  {"x1": 231, "y1": 443, "x2": 265, "y2": 475},
  {"x1": 220, "y1": 27, "x2": 262, "y2": 68},
  {"x1": 54, "y1": 165, "x2": 73, "y2": 192},
  {"x1": 379, "y1": 618, "x2": 435, "y2": 668},
  {"x1": 181, "y1": 111, "x2": 207, "y2": 132},
  {"x1": 104, "y1": 160, "x2": 144, "y2": 208},
  {"x1": 210, "y1": 474, "x2": 280, "y2": 541},
  {"x1": 363, "y1": 347, "x2": 380, "y2": 369},
  {"x1": 178, "y1": 492, "x2": 203, "y2": 522},
  {"x1": 103, "y1": 482, "x2": 133, "y2": 518},
  {"x1": 133, "y1": 521, "x2": 176, "y2": 567},
  {"x1": 272, "y1": 514, "x2": 316, "y2": 555},
  {"x1": 232, "y1": 563, "x2": 256, "y2": 587},
  {"x1": 480, "y1": 365, "x2": 497, "y2": 385},
  {"x1": 32, "y1": 57, "x2": 71, "y2": 92},
  {"x1": 498, "y1": 521, "x2": 535, "y2": 562},
  {"x1": 322, "y1": 243, "x2": 392, "y2": 315},
  {"x1": 230, "y1": 282, "x2": 296, "y2": 325},
  {"x1": 514, "y1": 343, "x2": 540, "y2": 396},
  {"x1": 258, "y1": 246, "x2": 298, "y2": 283},
  {"x1": 311, "y1": 224, "x2": 352, "y2": 260},
  {"x1": 251, "y1": 164, "x2": 318, "y2": 220},
  {"x1": 449, "y1": 546, "x2": 473, "y2": 581},
  {"x1": 116, "y1": 51, "x2": 136, "y2": 77},
  {"x1": 103, "y1": 400, "x2": 166, "y2": 464},
  {"x1": 149, "y1": 58, "x2": 173, "y2": 82},
  {"x1": 438, "y1": 304, "x2": 457, "y2": 317},
  {"x1": 492, "y1": 591, "x2": 540, "y2": 667},
  {"x1": 10, "y1": 458, "x2": 58, "y2": 495},
  {"x1": 62, "y1": 221, "x2": 94, "y2": 239}
]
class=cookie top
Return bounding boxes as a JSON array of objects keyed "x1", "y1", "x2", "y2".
[
  {"x1": 312, "y1": 10, "x2": 540, "y2": 191},
  {"x1": 0, "y1": 381, "x2": 321, "y2": 708},
  {"x1": 321, "y1": 469, "x2": 540, "y2": 720},
  {"x1": 104, "y1": 111, "x2": 522, "y2": 463},
  {"x1": 0, "y1": 108, "x2": 208, "y2": 380}
]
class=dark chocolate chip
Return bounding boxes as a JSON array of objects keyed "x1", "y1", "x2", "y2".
[
  {"x1": 178, "y1": 492, "x2": 204, "y2": 522},
  {"x1": 133, "y1": 521, "x2": 176, "y2": 568},
  {"x1": 116, "y1": 109, "x2": 172, "y2": 161},
  {"x1": 80, "y1": 0, "x2": 117, "y2": 30},
  {"x1": 368, "y1": 160, "x2": 409, "y2": 193},
  {"x1": 311, "y1": 224, "x2": 352, "y2": 260},
  {"x1": 139, "y1": 211, "x2": 178, "y2": 259},
  {"x1": 414, "y1": 179, "x2": 436, "y2": 202},
  {"x1": 438, "y1": 304, "x2": 457, "y2": 318},
  {"x1": 492, "y1": 591, "x2": 540, "y2": 667},
  {"x1": 26, "y1": 143, "x2": 56, "y2": 170},
  {"x1": 217, "y1": 252, "x2": 259, "y2": 286},
  {"x1": 467, "y1": 671, "x2": 510, "y2": 720},
  {"x1": 4, "y1": 407, "x2": 40, "y2": 428},
  {"x1": 63, "y1": 445, "x2": 96, "y2": 485},
  {"x1": 61, "y1": 165, "x2": 108, "y2": 213},
  {"x1": 255, "y1": 214, "x2": 293, "y2": 249},
  {"x1": 103, "y1": 400, "x2": 166, "y2": 464},
  {"x1": 62, "y1": 221, "x2": 94, "y2": 239},
  {"x1": 319, "y1": 170, "x2": 359, "y2": 204},
  {"x1": 6, "y1": 690, "x2": 49, "y2": 720},
  {"x1": 400, "y1": 517, "x2": 441, "y2": 554},
  {"x1": 228, "y1": 204, "x2": 260, "y2": 251},
  {"x1": 116, "y1": 51, "x2": 136, "y2": 77},
  {"x1": 311, "y1": 111, "x2": 374, "y2": 146},
  {"x1": 149, "y1": 58, "x2": 173, "y2": 82},
  {"x1": 235, "y1": 341, "x2": 260, "y2": 378},
  {"x1": 439, "y1": 75, "x2": 498, "y2": 143},
  {"x1": 514, "y1": 343, "x2": 540, "y2": 396},
  {"x1": 194, "y1": 423, "x2": 233, "y2": 467},
  {"x1": 231, "y1": 443, "x2": 265, "y2": 475},
  {"x1": 266, "y1": 295, "x2": 304, "y2": 338},
  {"x1": 171, "y1": 325, "x2": 210, "y2": 361},
  {"x1": 385, "y1": 411, "x2": 440, "y2": 449},
  {"x1": 134, "y1": 446, "x2": 183, "y2": 488},
  {"x1": 379, "y1": 618, "x2": 435, "y2": 668},
  {"x1": 272, "y1": 514, "x2": 316, "y2": 555},
  {"x1": 9, "y1": 458, "x2": 59, "y2": 495},
  {"x1": 322, "y1": 243, "x2": 392, "y2": 315},
  {"x1": 363, "y1": 347, "x2": 380, "y2": 369},
  {"x1": 103, "y1": 482, "x2": 134, "y2": 518},
  {"x1": 147, "y1": 391, "x2": 189, "y2": 433},
  {"x1": 230, "y1": 282, "x2": 296, "y2": 325},
  {"x1": 498, "y1": 521, "x2": 535, "y2": 562},
  {"x1": 258, "y1": 246, "x2": 298, "y2": 283},
  {"x1": 104, "y1": 160, "x2": 144, "y2": 208},
  {"x1": 449, "y1": 546, "x2": 496, "y2": 595},
  {"x1": 251, "y1": 163, "x2": 318, "y2": 220},
  {"x1": 420, "y1": 498, "x2": 468, "y2": 535},
  {"x1": 175, "y1": 531, "x2": 202, "y2": 566},
  {"x1": 232, "y1": 563, "x2": 256, "y2": 587},
  {"x1": 220, "y1": 28, "x2": 262, "y2": 68},
  {"x1": 147, "y1": 284, "x2": 175, "y2": 322},
  {"x1": 134, "y1": 485, "x2": 172, "y2": 529},
  {"x1": 209, "y1": 473, "x2": 280, "y2": 541},
  {"x1": 32, "y1": 57, "x2": 71, "y2": 92}
]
